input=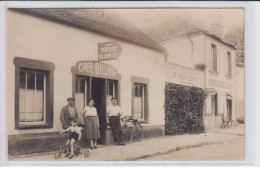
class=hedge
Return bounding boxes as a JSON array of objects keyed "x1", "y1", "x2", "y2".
[{"x1": 165, "y1": 83, "x2": 207, "y2": 135}]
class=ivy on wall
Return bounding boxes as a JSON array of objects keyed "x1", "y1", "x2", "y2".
[{"x1": 165, "y1": 83, "x2": 207, "y2": 135}]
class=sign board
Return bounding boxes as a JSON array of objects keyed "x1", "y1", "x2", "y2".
[
  {"x1": 205, "y1": 88, "x2": 216, "y2": 94},
  {"x1": 165, "y1": 62, "x2": 204, "y2": 88},
  {"x1": 209, "y1": 79, "x2": 233, "y2": 90},
  {"x1": 98, "y1": 41, "x2": 122, "y2": 61},
  {"x1": 74, "y1": 61, "x2": 120, "y2": 80}
]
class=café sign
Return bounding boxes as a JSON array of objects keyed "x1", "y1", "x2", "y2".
[
  {"x1": 98, "y1": 41, "x2": 122, "y2": 61},
  {"x1": 74, "y1": 61, "x2": 120, "y2": 79}
]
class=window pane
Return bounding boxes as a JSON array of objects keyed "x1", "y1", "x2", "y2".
[
  {"x1": 26, "y1": 90, "x2": 36, "y2": 121},
  {"x1": 133, "y1": 97, "x2": 141, "y2": 119},
  {"x1": 75, "y1": 93, "x2": 85, "y2": 114},
  {"x1": 35, "y1": 90, "x2": 44, "y2": 121},
  {"x1": 36, "y1": 73, "x2": 44, "y2": 90},
  {"x1": 27, "y1": 72, "x2": 35, "y2": 89},
  {"x1": 139, "y1": 86, "x2": 143, "y2": 97},
  {"x1": 76, "y1": 77, "x2": 79, "y2": 93},
  {"x1": 19, "y1": 89, "x2": 26, "y2": 122},
  {"x1": 135, "y1": 86, "x2": 138, "y2": 97},
  {"x1": 79, "y1": 79, "x2": 85, "y2": 93},
  {"x1": 109, "y1": 82, "x2": 114, "y2": 96},
  {"x1": 20, "y1": 71, "x2": 26, "y2": 89}
]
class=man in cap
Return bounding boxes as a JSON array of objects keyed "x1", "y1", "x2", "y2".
[{"x1": 60, "y1": 97, "x2": 78, "y2": 129}]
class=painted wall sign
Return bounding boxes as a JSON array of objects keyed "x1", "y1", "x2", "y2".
[
  {"x1": 165, "y1": 62, "x2": 204, "y2": 88},
  {"x1": 205, "y1": 88, "x2": 216, "y2": 94},
  {"x1": 98, "y1": 41, "x2": 122, "y2": 61},
  {"x1": 73, "y1": 61, "x2": 120, "y2": 79},
  {"x1": 209, "y1": 79, "x2": 233, "y2": 90}
]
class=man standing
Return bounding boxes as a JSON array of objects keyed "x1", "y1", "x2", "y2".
[
  {"x1": 60, "y1": 97, "x2": 78, "y2": 129},
  {"x1": 106, "y1": 98, "x2": 125, "y2": 146}
]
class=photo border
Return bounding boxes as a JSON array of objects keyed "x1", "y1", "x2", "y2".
[{"x1": 0, "y1": 1, "x2": 258, "y2": 166}]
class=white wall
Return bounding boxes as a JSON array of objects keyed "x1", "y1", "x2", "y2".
[
  {"x1": 161, "y1": 32, "x2": 237, "y2": 129},
  {"x1": 7, "y1": 11, "x2": 165, "y2": 135},
  {"x1": 161, "y1": 34, "x2": 205, "y2": 69},
  {"x1": 205, "y1": 36, "x2": 236, "y2": 118}
]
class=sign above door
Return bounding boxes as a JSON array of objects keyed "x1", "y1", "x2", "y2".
[
  {"x1": 98, "y1": 41, "x2": 122, "y2": 61},
  {"x1": 72, "y1": 60, "x2": 121, "y2": 80}
]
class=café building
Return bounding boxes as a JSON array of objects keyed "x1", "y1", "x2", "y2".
[{"x1": 7, "y1": 8, "x2": 166, "y2": 155}]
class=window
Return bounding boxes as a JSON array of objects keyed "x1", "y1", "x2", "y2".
[
  {"x1": 227, "y1": 52, "x2": 232, "y2": 76},
  {"x1": 211, "y1": 94, "x2": 218, "y2": 116},
  {"x1": 211, "y1": 44, "x2": 218, "y2": 72},
  {"x1": 14, "y1": 57, "x2": 55, "y2": 129},
  {"x1": 133, "y1": 83, "x2": 145, "y2": 120},
  {"x1": 19, "y1": 69, "x2": 46, "y2": 124},
  {"x1": 106, "y1": 80, "x2": 116, "y2": 106},
  {"x1": 131, "y1": 76, "x2": 149, "y2": 122},
  {"x1": 75, "y1": 76, "x2": 88, "y2": 114}
]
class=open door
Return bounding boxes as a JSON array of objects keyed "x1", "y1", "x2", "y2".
[{"x1": 92, "y1": 77, "x2": 106, "y2": 144}]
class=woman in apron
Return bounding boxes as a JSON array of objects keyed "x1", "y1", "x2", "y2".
[{"x1": 83, "y1": 99, "x2": 100, "y2": 150}]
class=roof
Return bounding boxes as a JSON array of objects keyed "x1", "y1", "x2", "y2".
[
  {"x1": 10, "y1": 8, "x2": 165, "y2": 52},
  {"x1": 157, "y1": 25, "x2": 236, "y2": 49}
]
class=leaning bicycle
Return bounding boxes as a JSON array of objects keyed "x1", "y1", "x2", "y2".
[{"x1": 121, "y1": 116, "x2": 144, "y2": 144}]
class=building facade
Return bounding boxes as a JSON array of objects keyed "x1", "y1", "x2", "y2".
[
  {"x1": 7, "y1": 9, "x2": 166, "y2": 155},
  {"x1": 161, "y1": 30, "x2": 236, "y2": 130}
]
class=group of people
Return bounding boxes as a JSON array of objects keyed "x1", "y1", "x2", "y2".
[{"x1": 60, "y1": 97, "x2": 125, "y2": 158}]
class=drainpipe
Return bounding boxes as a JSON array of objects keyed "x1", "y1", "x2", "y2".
[{"x1": 186, "y1": 34, "x2": 194, "y2": 61}]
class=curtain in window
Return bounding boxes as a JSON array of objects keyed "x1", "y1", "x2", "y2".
[
  {"x1": 19, "y1": 89, "x2": 44, "y2": 122},
  {"x1": 133, "y1": 97, "x2": 142, "y2": 119}
]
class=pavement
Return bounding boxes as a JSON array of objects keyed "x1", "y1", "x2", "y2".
[{"x1": 9, "y1": 124, "x2": 244, "y2": 161}]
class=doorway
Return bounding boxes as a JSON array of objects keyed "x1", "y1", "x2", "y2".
[
  {"x1": 227, "y1": 99, "x2": 232, "y2": 121},
  {"x1": 92, "y1": 77, "x2": 106, "y2": 144}
]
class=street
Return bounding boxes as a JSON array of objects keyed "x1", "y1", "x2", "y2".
[
  {"x1": 138, "y1": 137, "x2": 244, "y2": 161},
  {"x1": 9, "y1": 125, "x2": 244, "y2": 162}
]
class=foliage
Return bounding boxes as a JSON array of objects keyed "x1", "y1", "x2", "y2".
[
  {"x1": 194, "y1": 63, "x2": 206, "y2": 71},
  {"x1": 164, "y1": 83, "x2": 207, "y2": 135},
  {"x1": 225, "y1": 26, "x2": 244, "y2": 67}
]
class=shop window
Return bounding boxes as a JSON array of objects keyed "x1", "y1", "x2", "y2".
[
  {"x1": 14, "y1": 57, "x2": 55, "y2": 129},
  {"x1": 227, "y1": 52, "x2": 232, "y2": 76},
  {"x1": 211, "y1": 44, "x2": 218, "y2": 72},
  {"x1": 211, "y1": 94, "x2": 218, "y2": 116},
  {"x1": 131, "y1": 76, "x2": 149, "y2": 123}
]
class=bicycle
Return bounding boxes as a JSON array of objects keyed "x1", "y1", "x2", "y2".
[
  {"x1": 54, "y1": 134, "x2": 90, "y2": 159},
  {"x1": 121, "y1": 116, "x2": 144, "y2": 144}
]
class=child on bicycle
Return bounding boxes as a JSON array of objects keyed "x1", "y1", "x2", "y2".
[{"x1": 59, "y1": 119, "x2": 82, "y2": 159}]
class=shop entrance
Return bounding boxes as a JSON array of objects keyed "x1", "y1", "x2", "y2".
[
  {"x1": 74, "y1": 75, "x2": 118, "y2": 144},
  {"x1": 92, "y1": 77, "x2": 106, "y2": 144},
  {"x1": 72, "y1": 60, "x2": 120, "y2": 144}
]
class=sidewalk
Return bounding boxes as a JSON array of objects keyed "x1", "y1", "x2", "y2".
[{"x1": 9, "y1": 124, "x2": 244, "y2": 161}]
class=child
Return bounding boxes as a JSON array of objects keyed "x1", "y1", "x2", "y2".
[{"x1": 59, "y1": 119, "x2": 82, "y2": 159}]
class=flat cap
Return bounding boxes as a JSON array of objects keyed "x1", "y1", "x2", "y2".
[{"x1": 67, "y1": 97, "x2": 75, "y2": 101}]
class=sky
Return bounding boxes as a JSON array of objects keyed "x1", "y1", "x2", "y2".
[{"x1": 109, "y1": 8, "x2": 244, "y2": 34}]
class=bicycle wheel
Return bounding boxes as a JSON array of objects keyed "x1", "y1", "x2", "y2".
[
  {"x1": 122, "y1": 125, "x2": 133, "y2": 144},
  {"x1": 134, "y1": 123, "x2": 144, "y2": 141}
]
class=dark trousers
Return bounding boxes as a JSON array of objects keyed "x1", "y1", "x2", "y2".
[{"x1": 109, "y1": 116, "x2": 122, "y2": 143}]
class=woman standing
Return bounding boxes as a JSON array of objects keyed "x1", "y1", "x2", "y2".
[{"x1": 83, "y1": 99, "x2": 100, "y2": 150}]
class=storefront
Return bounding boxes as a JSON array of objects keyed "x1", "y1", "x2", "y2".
[{"x1": 7, "y1": 9, "x2": 166, "y2": 155}]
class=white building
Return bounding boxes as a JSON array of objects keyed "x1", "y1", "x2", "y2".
[
  {"x1": 7, "y1": 8, "x2": 166, "y2": 155},
  {"x1": 160, "y1": 26, "x2": 236, "y2": 130}
]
